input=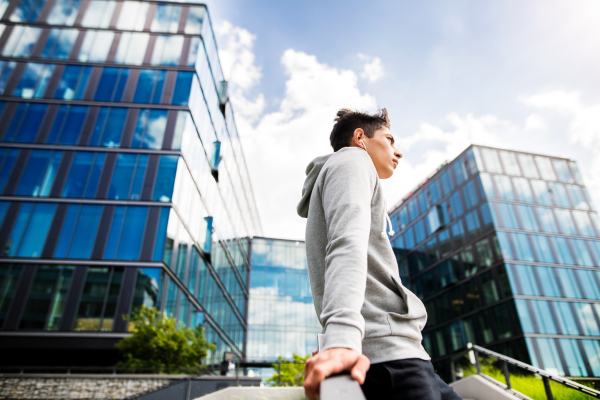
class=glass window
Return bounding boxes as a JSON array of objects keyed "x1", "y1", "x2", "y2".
[
  {"x1": 531, "y1": 300, "x2": 557, "y2": 334},
  {"x1": 476, "y1": 237, "x2": 494, "y2": 267},
  {"x1": 47, "y1": 0, "x2": 81, "y2": 25},
  {"x1": 556, "y1": 268, "x2": 582, "y2": 298},
  {"x1": 117, "y1": 207, "x2": 148, "y2": 260},
  {"x1": 536, "y1": 207, "x2": 559, "y2": 233},
  {"x1": 452, "y1": 160, "x2": 467, "y2": 185},
  {"x1": 407, "y1": 199, "x2": 418, "y2": 221},
  {"x1": 107, "y1": 154, "x2": 148, "y2": 200},
  {"x1": 172, "y1": 71, "x2": 193, "y2": 105},
  {"x1": 496, "y1": 203, "x2": 518, "y2": 229},
  {"x1": 67, "y1": 205, "x2": 102, "y2": 258},
  {"x1": 415, "y1": 219, "x2": 426, "y2": 244},
  {"x1": 0, "y1": 61, "x2": 17, "y2": 95},
  {"x1": 449, "y1": 191, "x2": 463, "y2": 219},
  {"x1": 74, "y1": 267, "x2": 108, "y2": 331},
  {"x1": 46, "y1": 105, "x2": 87, "y2": 145},
  {"x1": 481, "y1": 274, "x2": 499, "y2": 305},
  {"x1": 418, "y1": 191, "x2": 429, "y2": 215},
  {"x1": 151, "y1": 35, "x2": 184, "y2": 66},
  {"x1": 498, "y1": 151, "x2": 520, "y2": 176},
  {"x1": 514, "y1": 204, "x2": 538, "y2": 231},
  {"x1": 496, "y1": 231, "x2": 513, "y2": 260},
  {"x1": 515, "y1": 299, "x2": 534, "y2": 333},
  {"x1": 89, "y1": 107, "x2": 127, "y2": 147},
  {"x1": 535, "y1": 156, "x2": 557, "y2": 181},
  {"x1": 511, "y1": 232, "x2": 535, "y2": 262},
  {"x1": 576, "y1": 270, "x2": 600, "y2": 300},
  {"x1": 399, "y1": 207, "x2": 408, "y2": 229},
  {"x1": 152, "y1": 207, "x2": 170, "y2": 262},
  {"x1": 529, "y1": 234, "x2": 554, "y2": 263},
  {"x1": 517, "y1": 153, "x2": 540, "y2": 179},
  {"x1": 81, "y1": 0, "x2": 116, "y2": 28},
  {"x1": 511, "y1": 177, "x2": 534, "y2": 203},
  {"x1": 0, "y1": 149, "x2": 18, "y2": 192},
  {"x1": 493, "y1": 175, "x2": 515, "y2": 200},
  {"x1": 78, "y1": 30, "x2": 114, "y2": 63},
  {"x1": 552, "y1": 159, "x2": 574, "y2": 183},
  {"x1": 13, "y1": 63, "x2": 55, "y2": 99},
  {"x1": 589, "y1": 241, "x2": 600, "y2": 267},
  {"x1": 554, "y1": 209, "x2": 577, "y2": 235},
  {"x1": 440, "y1": 170, "x2": 453, "y2": 195},
  {"x1": 480, "y1": 148, "x2": 502, "y2": 173},
  {"x1": 531, "y1": 180, "x2": 552, "y2": 205},
  {"x1": 133, "y1": 69, "x2": 166, "y2": 104},
  {"x1": 62, "y1": 152, "x2": 105, "y2": 198},
  {"x1": 94, "y1": 68, "x2": 128, "y2": 102},
  {"x1": 574, "y1": 303, "x2": 600, "y2": 336},
  {"x1": 536, "y1": 338, "x2": 564, "y2": 375},
  {"x1": 553, "y1": 301, "x2": 580, "y2": 335},
  {"x1": 185, "y1": 6, "x2": 205, "y2": 34},
  {"x1": 153, "y1": 155, "x2": 178, "y2": 202},
  {"x1": 131, "y1": 109, "x2": 168, "y2": 149},
  {"x1": 9, "y1": 203, "x2": 56, "y2": 257},
  {"x1": 115, "y1": 32, "x2": 149, "y2": 65},
  {"x1": 480, "y1": 203, "x2": 494, "y2": 231},
  {"x1": 536, "y1": 266, "x2": 560, "y2": 297},
  {"x1": 9, "y1": 0, "x2": 44, "y2": 22},
  {"x1": 429, "y1": 180, "x2": 441, "y2": 204},
  {"x1": 549, "y1": 183, "x2": 571, "y2": 208},
  {"x1": 41, "y1": 29, "x2": 79, "y2": 60},
  {"x1": 54, "y1": 65, "x2": 92, "y2": 100},
  {"x1": 151, "y1": 4, "x2": 181, "y2": 33},
  {"x1": 550, "y1": 237, "x2": 575, "y2": 265},
  {"x1": 450, "y1": 220, "x2": 465, "y2": 249},
  {"x1": 116, "y1": 1, "x2": 149, "y2": 31},
  {"x1": 567, "y1": 185, "x2": 590, "y2": 210},
  {"x1": 568, "y1": 162, "x2": 584, "y2": 185},
  {"x1": 464, "y1": 210, "x2": 481, "y2": 241},
  {"x1": 404, "y1": 227, "x2": 415, "y2": 249},
  {"x1": 4, "y1": 102, "x2": 46, "y2": 143},
  {"x1": 15, "y1": 150, "x2": 62, "y2": 196},
  {"x1": 439, "y1": 229, "x2": 452, "y2": 256},
  {"x1": 571, "y1": 239, "x2": 594, "y2": 267},
  {"x1": 2, "y1": 26, "x2": 42, "y2": 57},
  {"x1": 582, "y1": 340, "x2": 600, "y2": 376},
  {"x1": 462, "y1": 180, "x2": 479, "y2": 209}
]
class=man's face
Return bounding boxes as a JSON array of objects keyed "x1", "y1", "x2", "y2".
[{"x1": 363, "y1": 127, "x2": 402, "y2": 179}]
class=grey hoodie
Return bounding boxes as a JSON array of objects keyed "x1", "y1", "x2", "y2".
[{"x1": 297, "y1": 147, "x2": 430, "y2": 364}]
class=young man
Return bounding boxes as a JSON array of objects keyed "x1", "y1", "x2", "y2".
[{"x1": 297, "y1": 109, "x2": 461, "y2": 400}]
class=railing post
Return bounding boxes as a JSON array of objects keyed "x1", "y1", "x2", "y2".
[
  {"x1": 474, "y1": 350, "x2": 481, "y2": 374},
  {"x1": 450, "y1": 361, "x2": 456, "y2": 382},
  {"x1": 502, "y1": 360, "x2": 511, "y2": 390},
  {"x1": 278, "y1": 361, "x2": 281, "y2": 386},
  {"x1": 543, "y1": 376, "x2": 554, "y2": 400}
]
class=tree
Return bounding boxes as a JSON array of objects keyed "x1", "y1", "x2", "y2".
[
  {"x1": 116, "y1": 305, "x2": 215, "y2": 374},
  {"x1": 266, "y1": 354, "x2": 310, "y2": 387}
]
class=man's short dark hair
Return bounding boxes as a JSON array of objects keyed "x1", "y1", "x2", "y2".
[{"x1": 330, "y1": 108, "x2": 390, "y2": 152}]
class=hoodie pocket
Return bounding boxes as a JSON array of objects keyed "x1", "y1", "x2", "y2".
[{"x1": 386, "y1": 275, "x2": 428, "y2": 339}]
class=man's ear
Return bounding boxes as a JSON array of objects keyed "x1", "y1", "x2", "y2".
[{"x1": 352, "y1": 128, "x2": 364, "y2": 146}]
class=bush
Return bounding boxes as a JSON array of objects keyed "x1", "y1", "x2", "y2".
[{"x1": 267, "y1": 354, "x2": 310, "y2": 387}]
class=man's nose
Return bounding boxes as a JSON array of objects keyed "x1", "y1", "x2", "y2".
[{"x1": 394, "y1": 148, "x2": 403, "y2": 159}]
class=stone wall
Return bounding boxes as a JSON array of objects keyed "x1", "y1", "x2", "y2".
[{"x1": 0, "y1": 376, "x2": 170, "y2": 399}]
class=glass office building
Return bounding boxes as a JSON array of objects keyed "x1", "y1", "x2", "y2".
[
  {"x1": 0, "y1": 0, "x2": 262, "y2": 366},
  {"x1": 389, "y1": 145, "x2": 600, "y2": 377}
]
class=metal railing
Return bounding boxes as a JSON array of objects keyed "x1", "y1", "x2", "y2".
[
  {"x1": 450, "y1": 343, "x2": 600, "y2": 400},
  {"x1": 0, "y1": 365, "x2": 219, "y2": 376}
]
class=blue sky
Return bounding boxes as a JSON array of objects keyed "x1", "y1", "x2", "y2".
[{"x1": 203, "y1": 0, "x2": 600, "y2": 239}]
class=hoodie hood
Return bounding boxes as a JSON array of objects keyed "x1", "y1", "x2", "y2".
[{"x1": 297, "y1": 154, "x2": 333, "y2": 218}]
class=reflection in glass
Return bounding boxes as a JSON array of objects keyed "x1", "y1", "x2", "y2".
[
  {"x1": 574, "y1": 303, "x2": 600, "y2": 336},
  {"x1": 1, "y1": 26, "x2": 42, "y2": 57},
  {"x1": 13, "y1": 203, "x2": 56, "y2": 257},
  {"x1": 152, "y1": 35, "x2": 184, "y2": 66},
  {"x1": 78, "y1": 30, "x2": 114, "y2": 62},
  {"x1": 132, "y1": 109, "x2": 168, "y2": 149},
  {"x1": 493, "y1": 175, "x2": 515, "y2": 200},
  {"x1": 54, "y1": 65, "x2": 92, "y2": 100},
  {"x1": 536, "y1": 207, "x2": 559, "y2": 233},
  {"x1": 554, "y1": 209, "x2": 577, "y2": 235},
  {"x1": 151, "y1": 4, "x2": 182, "y2": 33},
  {"x1": 16, "y1": 150, "x2": 62, "y2": 197},
  {"x1": 480, "y1": 148, "x2": 502, "y2": 173},
  {"x1": 46, "y1": 105, "x2": 87, "y2": 145},
  {"x1": 9, "y1": 0, "x2": 44, "y2": 22},
  {"x1": 116, "y1": 1, "x2": 149, "y2": 31},
  {"x1": 4, "y1": 102, "x2": 46, "y2": 143},
  {"x1": 498, "y1": 151, "x2": 520, "y2": 176},
  {"x1": 535, "y1": 156, "x2": 557, "y2": 181},
  {"x1": 515, "y1": 204, "x2": 538, "y2": 231},
  {"x1": 47, "y1": 0, "x2": 81, "y2": 25},
  {"x1": 14, "y1": 63, "x2": 55, "y2": 99},
  {"x1": 536, "y1": 338, "x2": 564, "y2": 375},
  {"x1": 552, "y1": 159, "x2": 573, "y2": 183},
  {"x1": 81, "y1": 0, "x2": 116, "y2": 29},
  {"x1": 115, "y1": 32, "x2": 149, "y2": 65},
  {"x1": 517, "y1": 153, "x2": 539, "y2": 179},
  {"x1": 560, "y1": 339, "x2": 587, "y2": 376},
  {"x1": 567, "y1": 185, "x2": 590, "y2": 210},
  {"x1": 42, "y1": 29, "x2": 79, "y2": 60},
  {"x1": 89, "y1": 107, "x2": 127, "y2": 147},
  {"x1": 185, "y1": 6, "x2": 205, "y2": 35}
]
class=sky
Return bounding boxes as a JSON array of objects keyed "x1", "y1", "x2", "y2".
[{"x1": 202, "y1": 0, "x2": 600, "y2": 240}]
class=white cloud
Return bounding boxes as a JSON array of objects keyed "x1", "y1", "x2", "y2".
[
  {"x1": 358, "y1": 54, "x2": 385, "y2": 83},
  {"x1": 524, "y1": 114, "x2": 547, "y2": 131}
]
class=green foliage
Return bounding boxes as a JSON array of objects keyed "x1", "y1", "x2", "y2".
[
  {"x1": 267, "y1": 354, "x2": 310, "y2": 387},
  {"x1": 116, "y1": 305, "x2": 215, "y2": 374},
  {"x1": 459, "y1": 355, "x2": 596, "y2": 400}
]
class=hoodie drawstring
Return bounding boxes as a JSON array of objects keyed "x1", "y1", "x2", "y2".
[{"x1": 381, "y1": 198, "x2": 395, "y2": 238}]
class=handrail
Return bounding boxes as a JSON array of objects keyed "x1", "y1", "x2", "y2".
[{"x1": 450, "y1": 343, "x2": 600, "y2": 399}]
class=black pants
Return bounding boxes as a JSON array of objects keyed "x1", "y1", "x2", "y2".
[{"x1": 361, "y1": 358, "x2": 462, "y2": 400}]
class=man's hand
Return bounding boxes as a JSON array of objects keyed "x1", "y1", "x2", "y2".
[{"x1": 304, "y1": 348, "x2": 370, "y2": 400}]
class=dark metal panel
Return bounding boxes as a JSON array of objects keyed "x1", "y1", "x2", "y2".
[
  {"x1": 0, "y1": 101, "x2": 18, "y2": 139},
  {"x1": 94, "y1": 151, "x2": 117, "y2": 199},
  {"x1": 3, "y1": 264, "x2": 37, "y2": 330},
  {"x1": 112, "y1": 267, "x2": 137, "y2": 332},
  {"x1": 31, "y1": 28, "x2": 51, "y2": 57},
  {"x1": 42, "y1": 63, "x2": 65, "y2": 99},
  {"x1": 141, "y1": 154, "x2": 159, "y2": 200},
  {"x1": 177, "y1": 6, "x2": 189, "y2": 34},
  {"x1": 2, "y1": 62, "x2": 25, "y2": 96},
  {"x1": 121, "y1": 68, "x2": 139, "y2": 103},
  {"x1": 160, "y1": 70, "x2": 176, "y2": 105},
  {"x1": 37, "y1": 0, "x2": 56, "y2": 23},
  {"x1": 91, "y1": 204, "x2": 115, "y2": 259},
  {"x1": 179, "y1": 36, "x2": 191, "y2": 67},
  {"x1": 3, "y1": 148, "x2": 30, "y2": 195},
  {"x1": 49, "y1": 150, "x2": 74, "y2": 197},
  {"x1": 78, "y1": 106, "x2": 100, "y2": 145},
  {"x1": 161, "y1": 110, "x2": 178, "y2": 150},
  {"x1": 106, "y1": 32, "x2": 121, "y2": 63},
  {"x1": 41, "y1": 202, "x2": 69, "y2": 258},
  {"x1": 1, "y1": 0, "x2": 20, "y2": 22},
  {"x1": 68, "y1": 30, "x2": 86, "y2": 60},
  {"x1": 0, "y1": 25, "x2": 12, "y2": 51},
  {"x1": 144, "y1": 4, "x2": 156, "y2": 31},
  {"x1": 140, "y1": 206, "x2": 160, "y2": 261},
  {"x1": 59, "y1": 266, "x2": 88, "y2": 331},
  {"x1": 35, "y1": 104, "x2": 59, "y2": 144},
  {"x1": 143, "y1": 34, "x2": 156, "y2": 65},
  {"x1": 82, "y1": 67, "x2": 102, "y2": 101},
  {"x1": 73, "y1": 0, "x2": 90, "y2": 27},
  {"x1": 0, "y1": 202, "x2": 22, "y2": 256},
  {"x1": 119, "y1": 107, "x2": 139, "y2": 148},
  {"x1": 109, "y1": 1, "x2": 122, "y2": 29}
]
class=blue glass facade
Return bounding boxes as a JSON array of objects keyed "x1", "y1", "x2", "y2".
[
  {"x1": 389, "y1": 145, "x2": 600, "y2": 377},
  {"x1": 0, "y1": 0, "x2": 262, "y2": 367}
]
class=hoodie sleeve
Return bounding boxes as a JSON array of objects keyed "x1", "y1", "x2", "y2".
[{"x1": 319, "y1": 151, "x2": 376, "y2": 354}]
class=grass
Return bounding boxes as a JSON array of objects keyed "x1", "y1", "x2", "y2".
[{"x1": 458, "y1": 357, "x2": 598, "y2": 400}]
